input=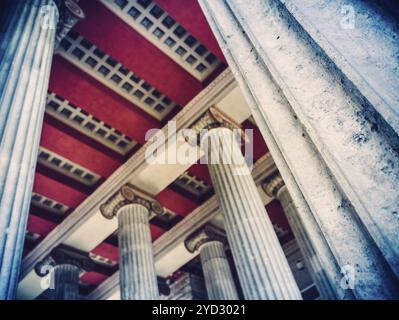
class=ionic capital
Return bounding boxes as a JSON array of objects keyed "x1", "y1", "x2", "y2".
[
  {"x1": 262, "y1": 171, "x2": 285, "y2": 198},
  {"x1": 54, "y1": 0, "x2": 85, "y2": 50},
  {"x1": 185, "y1": 224, "x2": 226, "y2": 253},
  {"x1": 184, "y1": 106, "x2": 245, "y2": 146},
  {"x1": 34, "y1": 245, "x2": 94, "y2": 276},
  {"x1": 100, "y1": 183, "x2": 164, "y2": 220}
]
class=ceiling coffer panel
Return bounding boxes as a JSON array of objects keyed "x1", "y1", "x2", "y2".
[
  {"x1": 100, "y1": 0, "x2": 223, "y2": 81},
  {"x1": 58, "y1": 30, "x2": 179, "y2": 121}
]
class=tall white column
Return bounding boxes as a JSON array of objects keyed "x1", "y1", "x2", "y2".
[
  {"x1": 188, "y1": 107, "x2": 302, "y2": 300},
  {"x1": 0, "y1": 0, "x2": 58, "y2": 300},
  {"x1": 201, "y1": 242, "x2": 239, "y2": 300},
  {"x1": 0, "y1": 0, "x2": 84, "y2": 300},
  {"x1": 263, "y1": 173, "x2": 336, "y2": 299},
  {"x1": 185, "y1": 225, "x2": 239, "y2": 300},
  {"x1": 52, "y1": 264, "x2": 80, "y2": 300},
  {"x1": 118, "y1": 204, "x2": 159, "y2": 300},
  {"x1": 100, "y1": 184, "x2": 163, "y2": 300},
  {"x1": 199, "y1": 0, "x2": 399, "y2": 299}
]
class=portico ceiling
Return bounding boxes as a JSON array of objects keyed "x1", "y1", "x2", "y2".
[{"x1": 19, "y1": 0, "x2": 287, "y2": 299}]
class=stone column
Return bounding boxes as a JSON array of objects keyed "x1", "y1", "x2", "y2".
[
  {"x1": 186, "y1": 107, "x2": 302, "y2": 300},
  {"x1": 185, "y1": 225, "x2": 239, "y2": 300},
  {"x1": 35, "y1": 245, "x2": 94, "y2": 300},
  {"x1": 100, "y1": 184, "x2": 163, "y2": 300},
  {"x1": 0, "y1": 0, "x2": 84, "y2": 299},
  {"x1": 263, "y1": 172, "x2": 336, "y2": 299},
  {"x1": 52, "y1": 264, "x2": 80, "y2": 300},
  {"x1": 0, "y1": 0, "x2": 58, "y2": 300},
  {"x1": 199, "y1": 0, "x2": 399, "y2": 299}
]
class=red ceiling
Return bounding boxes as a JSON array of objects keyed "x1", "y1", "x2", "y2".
[
  {"x1": 156, "y1": 0, "x2": 226, "y2": 63},
  {"x1": 92, "y1": 242, "x2": 119, "y2": 262},
  {"x1": 32, "y1": 173, "x2": 88, "y2": 208},
  {"x1": 25, "y1": 0, "x2": 284, "y2": 294},
  {"x1": 77, "y1": 0, "x2": 204, "y2": 106},
  {"x1": 49, "y1": 56, "x2": 159, "y2": 145},
  {"x1": 80, "y1": 272, "x2": 109, "y2": 286},
  {"x1": 27, "y1": 215, "x2": 57, "y2": 238},
  {"x1": 40, "y1": 121, "x2": 122, "y2": 178},
  {"x1": 266, "y1": 199, "x2": 291, "y2": 232},
  {"x1": 156, "y1": 187, "x2": 198, "y2": 217}
]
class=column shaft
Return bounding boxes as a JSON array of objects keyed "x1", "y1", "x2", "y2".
[
  {"x1": 52, "y1": 264, "x2": 80, "y2": 300},
  {"x1": 0, "y1": 0, "x2": 57, "y2": 299},
  {"x1": 200, "y1": 241, "x2": 239, "y2": 300},
  {"x1": 199, "y1": 0, "x2": 399, "y2": 299},
  {"x1": 277, "y1": 185, "x2": 336, "y2": 299},
  {"x1": 205, "y1": 128, "x2": 302, "y2": 300},
  {"x1": 118, "y1": 204, "x2": 159, "y2": 300}
]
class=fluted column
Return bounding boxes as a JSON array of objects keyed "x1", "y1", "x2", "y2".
[
  {"x1": 185, "y1": 225, "x2": 239, "y2": 300},
  {"x1": 52, "y1": 264, "x2": 80, "y2": 300},
  {"x1": 187, "y1": 107, "x2": 302, "y2": 300},
  {"x1": 199, "y1": 0, "x2": 399, "y2": 299},
  {"x1": 118, "y1": 204, "x2": 158, "y2": 300},
  {"x1": 0, "y1": 0, "x2": 58, "y2": 300},
  {"x1": 101, "y1": 184, "x2": 163, "y2": 300},
  {"x1": 0, "y1": 0, "x2": 84, "y2": 299},
  {"x1": 34, "y1": 245, "x2": 94, "y2": 300},
  {"x1": 264, "y1": 173, "x2": 337, "y2": 299}
]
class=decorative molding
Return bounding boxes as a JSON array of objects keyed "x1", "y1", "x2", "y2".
[
  {"x1": 185, "y1": 106, "x2": 245, "y2": 146},
  {"x1": 31, "y1": 192, "x2": 69, "y2": 216},
  {"x1": 184, "y1": 224, "x2": 226, "y2": 253},
  {"x1": 89, "y1": 252, "x2": 117, "y2": 267},
  {"x1": 58, "y1": 30, "x2": 179, "y2": 121},
  {"x1": 262, "y1": 171, "x2": 284, "y2": 198},
  {"x1": 100, "y1": 183, "x2": 164, "y2": 219},
  {"x1": 54, "y1": 0, "x2": 85, "y2": 50},
  {"x1": 35, "y1": 245, "x2": 94, "y2": 277},
  {"x1": 37, "y1": 147, "x2": 101, "y2": 186},
  {"x1": 46, "y1": 92, "x2": 137, "y2": 155},
  {"x1": 171, "y1": 171, "x2": 212, "y2": 201},
  {"x1": 100, "y1": 0, "x2": 223, "y2": 81}
]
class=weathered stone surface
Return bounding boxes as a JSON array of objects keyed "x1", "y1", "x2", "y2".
[
  {"x1": 264, "y1": 173, "x2": 336, "y2": 299},
  {"x1": 0, "y1": 0, "x2": 57, "y2": 299},
  {"x1": 200, "y1": 241, "x2": 239, "y2": 300},
  {"x1": 199, "y1": 0, "x2": 399, "y2": 299},
  {"x1": 203, "y1": 127, "x2": 302, "y2": 300},
  {"x1": 118, "y1": 203, "x2": 159, "y2": 300},
  {"x1": 51, "y1": 264, "x2": 80, "y2": 300},
  {"x1": 185, "y1": 225, "x2": 239, "y2": 300}
]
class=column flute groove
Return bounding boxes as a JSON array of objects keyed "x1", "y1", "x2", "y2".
[
  {"x1": 52, "y1": 264, "x2": 80, "y2": 300},
  {"x1": 101, "y1": 184, "x2": 162, "y2": 300},
  {"x1": 186, "y1": 107, "x2": 302, "y2": 300},
  {"x1": 264, "y1": 173, "x2": 337, "y2": 299},
  {"x1": 0, "y1": 0, "x2": 85, "y2": 299},
  {"x1": 0, "y1": 0, "x2": 58, "y2": 299},
  {"x1": 185, "y1": 225, "x2": 239, "y2": 300}
]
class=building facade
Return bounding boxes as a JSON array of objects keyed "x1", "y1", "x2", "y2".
[{"x1": 0, "y1": 0, "x2": 398, "y2": 300}]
